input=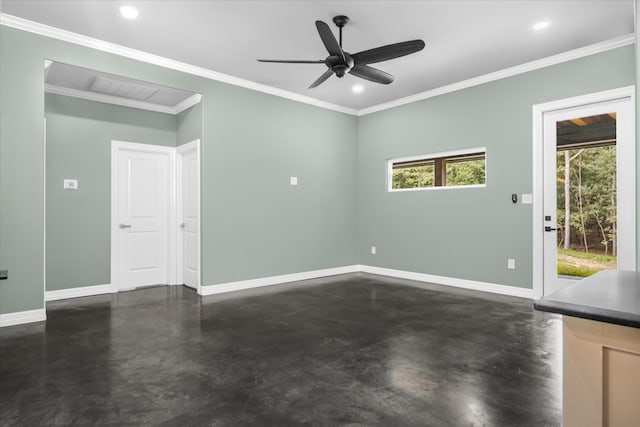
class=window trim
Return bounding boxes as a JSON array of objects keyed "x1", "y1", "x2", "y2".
[{"x1": 387, "y1": 147, "x2": 487, "y2": 192}]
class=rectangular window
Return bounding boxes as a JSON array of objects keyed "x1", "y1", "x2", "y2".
[{"x1": 388, "y1": 148, "x2": 486, "y2": 191}]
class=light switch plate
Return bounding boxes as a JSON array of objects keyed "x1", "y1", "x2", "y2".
[
  {"x1": 290, "y1": 176, "x2": 298, "y2": 186},
  {"x1": 64, "y1": 179, "x2": 78, "y2": 190},
  {"x1": 521, "y1": 194, "x2": 532, "y2": 204},
  {"x1": 507, "y1": 259, "x2": 516, "y2": 269}
]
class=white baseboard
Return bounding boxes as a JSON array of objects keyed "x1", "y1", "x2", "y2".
[
  {"x1": 199, "y1": 264, "x2": 533, "y2": 298},
  {"x1": 199, "y1": 265, "x2": 360, "y2": 296},
  {"x1": 45, "y1": 284, "x2": 112, "y2": 301},
  {"x1": 360, "y1": 265, "x2": 534, "y2": 299},
  {"x1": 0, "y1": 308, "x2": 47, "y2": 327},
  {"x1": 1, "y1": 266, "x2": 531, "y2": 327}
]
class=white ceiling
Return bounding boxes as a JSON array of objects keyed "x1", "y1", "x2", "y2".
[{"x1": 2, "y1": 1, "x2": 635, "y2": 111}]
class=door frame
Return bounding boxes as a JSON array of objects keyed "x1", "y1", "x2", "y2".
[
  {"x1": 176, "y1": 139, "x2": 201, "y2": 293},
  {"x1": 532, "y1": 86, "x2": 636, "y2": 299},
  {"x1": 110, "y1": 140, "x2": 178, "y2": 292}
]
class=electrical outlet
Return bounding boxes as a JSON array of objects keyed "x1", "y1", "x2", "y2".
[
  {"x1": 290, "y1": 176, "x2": 298, "y2": 186},
  {"x1": 371, "y1": 246, "x2": 376, "y2": 255},
  {"x1": 507, "y1": 259, "x2": 515, "y2": 269}
]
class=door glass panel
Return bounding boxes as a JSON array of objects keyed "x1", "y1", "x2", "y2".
[{"x1": 555, "y1": 113, "x2": 617, "y2": 279}]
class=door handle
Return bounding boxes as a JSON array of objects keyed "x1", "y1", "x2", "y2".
[
  {"x1": 119, "y1": 224, "x2": 132, "y2": 229},
  {"x1": 544, "y1": 226, "x2": 557, "y2": 232}
]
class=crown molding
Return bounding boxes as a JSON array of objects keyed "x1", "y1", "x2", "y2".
[
  {"x1": 358, "y1": 33, "x2": 635, "y2": 116},
  {"x1": 46, "y1": 83, "x2": 202, "y2": 115},
  {"x1": 0, "y1": 13, "x2": 358, "y2": 116},
  {"x1": 174, "y1": 93, "x2": 202, "y2": 114},
  {"x1": 1, "y1": 13, "x2": 633, "y2": 117},
  {"x1": 44, "y1": 83, "x2": 187, "y2": 115}
]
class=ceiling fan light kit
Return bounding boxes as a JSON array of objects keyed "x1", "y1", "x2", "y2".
[{"x1": 258, "y1": 15, "x2": 425, "y2": 89}]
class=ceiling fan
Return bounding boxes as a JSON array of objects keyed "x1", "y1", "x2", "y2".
[{"x1": 257, "y1": 15, "x2": 425, "y2": 89}]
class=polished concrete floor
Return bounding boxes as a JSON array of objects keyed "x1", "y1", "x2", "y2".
[{"x1": 0, "y1": 274, "x2": 561, "y2": 426}]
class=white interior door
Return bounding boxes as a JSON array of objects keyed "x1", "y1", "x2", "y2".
[
  {"x1": 541, "y1": 96, "x2": 635, "y2": 296},
  {"x1": 177, "y1": 140, "x2": 200, "y2": 290},
  {"x1": 112, "y1": 142, "x2": 173, "y2": 291}
]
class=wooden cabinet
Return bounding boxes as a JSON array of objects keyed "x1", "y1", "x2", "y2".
[{"x1": 564, "y1": 316, "x2": 640, "y2": 427}]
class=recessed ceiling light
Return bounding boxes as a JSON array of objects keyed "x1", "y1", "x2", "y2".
[
  {"x1": 533, "y1": 21, "x2": 551, "y2": 31},
  {"x1": 120, "y1": 5, "x2": 139, "y2": 20},
  {"x1": 352, "y1": 84, "x2": 364, "y2": 93}
]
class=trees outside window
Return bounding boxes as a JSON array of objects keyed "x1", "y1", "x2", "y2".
[{"x1": 390, "y1": 149, "x2": 485, "y2": 191}]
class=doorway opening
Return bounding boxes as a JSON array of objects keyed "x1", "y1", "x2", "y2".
[
  {"x1": 533, "y1": 87, "x2": 636, "y2": 298},
  {"x1": 43, "y1": 60, "x2": 202, "y2": 303},
  {"x1": 110, "y1": 140, "x2": 201, "y2": 293}
]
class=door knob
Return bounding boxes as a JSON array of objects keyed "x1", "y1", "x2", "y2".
[
  {"x1": 179, "y1": 223, "x2": 185, "y2": 229},
  {"x1": 544, "y1": 226, "x2": 557, "y2": 232},
  {"x1": 119, "y1": 224, "x2": 132, "y2": 229}
]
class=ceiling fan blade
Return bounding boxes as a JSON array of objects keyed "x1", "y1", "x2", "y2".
[
  {"x1": 353, "y1": 40, "x2": 425, "y2": 65},
  {"x1": 315, "y1": 20, "x2": 345, "y2": 60},
  {"x1": 308, "y1": 69, "x2": 334, "y2": 89},
  {"x1": 349, "y1": 65, "x2": 395, "y2": 85},
  {"x1": 257, "y1": 59, "x2": 325, "y2": 63}
]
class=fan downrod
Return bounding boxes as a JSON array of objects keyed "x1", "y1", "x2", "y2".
[{"x1": 332, "y1": 15, "x2": 349, "y2": 48}]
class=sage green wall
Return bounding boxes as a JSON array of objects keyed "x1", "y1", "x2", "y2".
[
  {"x1": 357, "y1": 46, "x2": 636, "y2": 288},
  {"x1": 0, "y1": 26, "x2": 358, "y2": 314},
  {"x1": 45, "y1": 93, "x2": 177, "y2": 292},
  {"x1": 177, "y1": 102, "x2": 202, "y2": 146},
  {"x1": 0, "y1": 27, "x2": 45, "y2": 313},
  {"x1": 202, "y1": 85, "x2": 358, "y2": 283}
]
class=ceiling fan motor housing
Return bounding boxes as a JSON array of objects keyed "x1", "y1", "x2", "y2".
[{"x1": 325, "y1": 53, "x2": 354, "y2": 77}]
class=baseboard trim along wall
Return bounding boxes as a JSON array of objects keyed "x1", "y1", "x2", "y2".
[
  {"x1": 360, "y1": 265, "x2": 534, "y2": 299},
  {"x1": 199, "y1": 264, "x2": 533, "y2": 299},
  {"x1": 1, "y1": 266, "x2": 534, "y2": 327},
  {"x1": 45, "y1": 284, "x2": 112, "y2": 301},
  {"x1": 198, "y1": 265, "x2": 361, "y2": 296},
  {"x1": 0, "y1": 308, "x2": 47, "y2": 327}
]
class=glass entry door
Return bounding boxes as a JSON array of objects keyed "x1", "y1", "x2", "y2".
[{"x1": 542, "y1": 98, "x2": 634, "y2": 296}]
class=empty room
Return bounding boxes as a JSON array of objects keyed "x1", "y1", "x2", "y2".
[{"x1": 1, "y1": 1, "x2": 639, "y2": 425}]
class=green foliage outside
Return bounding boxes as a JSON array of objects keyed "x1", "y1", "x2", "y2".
[
  {"x1": 446, "y1": 159, "x2": 486, "y2": 186},
  {"x1": 556, "y1": 146, "x2": 616, "y2": 256},
  {"x1": 557, "y1": 248, "x2": 616, "y2": 277},
  {"x1": 558, "y1": 248, "x2": 616, "y2": 263},
  {"x1": 556, "y1": 145, "x2": 617, "y2": 277},
  {"x1": 392, "y1": 164, "x2": 434, "y2": 189},
  {"x1": 392, "y1": 159, "x2": 485, "y2": 189},
  {"x1": 557, "y1": 263, "x2": 599, "y2": 278}
]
